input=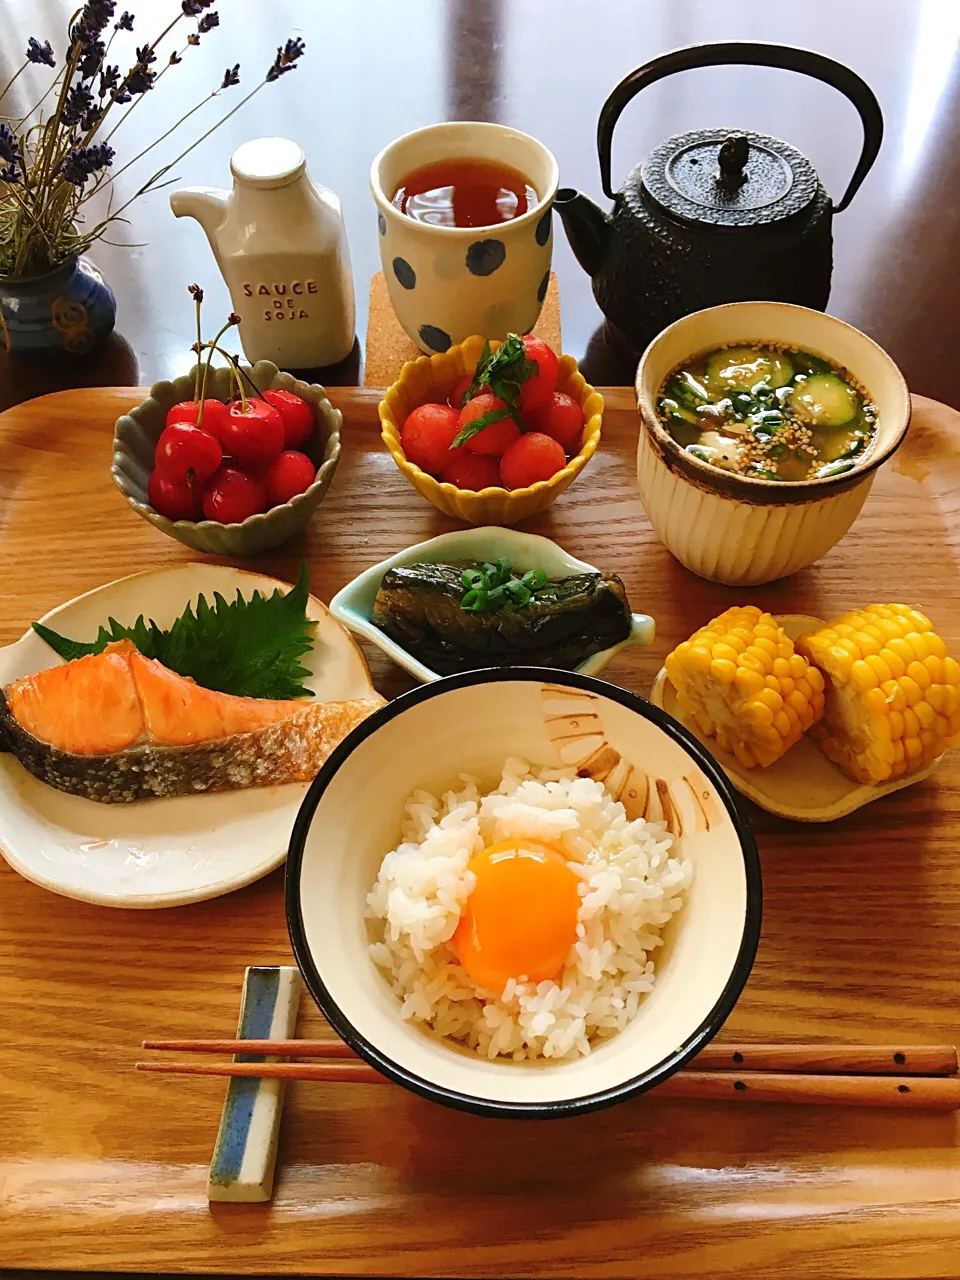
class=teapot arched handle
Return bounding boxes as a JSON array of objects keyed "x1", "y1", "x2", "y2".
[{"x1": 598, "y1": 41, "x2": 883, "y2": 213}]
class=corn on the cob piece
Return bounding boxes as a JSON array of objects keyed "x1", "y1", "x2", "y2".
[
  {"x1": 796, "y1": 604, "x2": 960, "y2": 785},
  {"x1": 665, "y1": 605, "x2": 826, "y2": 769}
]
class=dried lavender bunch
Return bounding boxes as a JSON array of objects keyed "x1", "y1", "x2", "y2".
[{"x1": 0, "y1": 2, "x2": 306, "y2": 277}]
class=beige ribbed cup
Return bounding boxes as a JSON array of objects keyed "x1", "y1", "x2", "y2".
[{"x1": 635, "y1": 302, "x2": 911, "y2": 586}]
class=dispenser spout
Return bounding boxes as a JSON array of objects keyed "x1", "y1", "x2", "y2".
[{"x1": 169, "y1": 186, "x2": 229, "y2": 247}]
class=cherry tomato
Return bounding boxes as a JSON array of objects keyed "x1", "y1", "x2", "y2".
[
  {"x1": 201, "y1": 466, "x2": 268, "y2": 524},
  {"x1": 400, "y1": 403, "x2": 461, "y2": 476},
  {"x1": 218, "y1": 400, "x2": 285, "y2": 468},
  {"x1": 154, "y1": 423, "x2": 222, "y2": 484},
  {"x1": 499, "y1": 432, "x2": 567, "y2": 489},
  {"x1": 440, "y1": 448, "x2": 501, "y2": 491},
  {"x1": 518, "y1": 335, "x2": 559, "y2": 414},
  {"x1": 262, "y1": 450, "x2": 317, "y2": 506},
  {"x1": 165, "y1": 398, "x2": 230, "y2": 441},
  {"x1": 447, "y1": 375, "x2": 475, "y2": 410},
  {"x1": 458, "y1": 393, "x2": 522, "y2": 457},
  {"x1": 148, "y1": 469, "x2": 201, "y2": 521},
  {"x1": 263, "y1": 388, "x2": 314, "y2": 449},
  {"x1": 528, "y1": 390, "x2": 585, "y2": 454}
]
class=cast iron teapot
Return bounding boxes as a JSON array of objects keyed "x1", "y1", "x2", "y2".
[{"x1": 555, "y1": 42, "x2": 883, "y2": 354}]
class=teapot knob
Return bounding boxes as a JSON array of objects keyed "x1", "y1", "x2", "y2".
[{"x1": 716, "y1": 134, "x2": 749, "y2": 190}]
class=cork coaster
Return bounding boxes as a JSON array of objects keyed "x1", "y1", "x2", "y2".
[{"x1": 364, "y1": 271, "x2": 562, "y2": 387}]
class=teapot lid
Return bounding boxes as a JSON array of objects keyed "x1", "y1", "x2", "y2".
[{"x1": 640, "y1": 127, "x2": 819, "y2": 227}]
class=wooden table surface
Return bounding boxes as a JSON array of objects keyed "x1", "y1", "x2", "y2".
[
  {"x1": 1, "y1": 385, "x2": 960, "y2": 1276},
  {"x1": 3, "y1": 0, "x2": 960, "y2": 408}
]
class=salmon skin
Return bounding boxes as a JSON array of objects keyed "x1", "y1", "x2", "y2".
[{"x1": 0, "y1": 641, "x2": 383, "y2": 804}]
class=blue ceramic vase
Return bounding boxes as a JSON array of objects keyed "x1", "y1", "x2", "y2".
[{"x1": 0, "y1": 255, "x2": 116, "y2": 357}]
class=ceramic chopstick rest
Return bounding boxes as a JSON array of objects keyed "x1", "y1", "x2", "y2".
[{"x1": 207, "y1": 965, "x2": 303, "y2": 1203}]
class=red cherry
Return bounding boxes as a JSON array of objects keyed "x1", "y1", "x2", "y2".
[
  {"x1": 154, "y1": 423, "x2": 222, "y2": 484},
  {"x1": 400, "y1": 403, "x2": 461, "y2": 476},
  {"x1": 263, "y1": 389, "x2": 314, "y2": 449},
  {"x1": 262, "y1": 450, "x2": 317, "y2": 506},
  {"x1": 218, "y1": 400, "x2": 285, "y2": 468},
  {"x1": 201, "y1": 466, "x2": 268, "y2": 524},
  {"x1": 440, "y1": 448, "x2": 501, "y2": 491},
  {"x1": 165, "y1": 399, "x2": 230, "y2": 440},
  {"x1": 458, "y1": 393, "x2": 522, "y2": 457},
  {"x1": 148, "y1": 469, "x2": 201, "y2": 521},
  {"x1": 527, "y1": 390, "x2": 586, "y2": 454}
]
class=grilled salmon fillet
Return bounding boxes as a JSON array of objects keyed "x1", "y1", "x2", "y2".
[{"x1": 0, "y1": 641, "x2": 383, "y2": 803}]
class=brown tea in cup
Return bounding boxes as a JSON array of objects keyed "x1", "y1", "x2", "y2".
[{"x1": 391, "y1": 157, "x2": 538, "y2": 229}]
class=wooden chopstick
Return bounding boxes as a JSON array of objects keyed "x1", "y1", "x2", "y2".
[
  {"x1": 133, "y1": 1059, "x2": 960, "y2": 1108},
  {"x1": 141, "y1": 1039, "x2": 959, "y2": 1077}
]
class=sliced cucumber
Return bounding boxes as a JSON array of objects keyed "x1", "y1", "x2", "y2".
[
  {"x1": 705, "y1": 346, "x2": 794, "y2": 391},
  {"x1": 788, "y1": 373, "x2": 858, "y2": 426},
  {"x1": 816, "y1": 459, "x2": 856, "y2": 479},
  {"x1": 667, "y1": 371, "x2": 711, "y2": 409},
  {"x1": 659, "y1": 396, "x2": 698, "y2": 427}
]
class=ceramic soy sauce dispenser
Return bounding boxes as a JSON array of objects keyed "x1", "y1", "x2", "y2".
[
  {"x1": 555, "y1": 42, "x2": 883, "y2": 354},
  {"x1": 171, "y1": 137, "x2": 356, "y2": 369}
]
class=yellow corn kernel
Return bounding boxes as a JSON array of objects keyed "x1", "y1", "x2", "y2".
[
  {"x1": 863, "y1": 687, "x2": 888, "y2": 715},
  {"x1": 735, "y1": 668, "x2": 766, "y2": 696},
  {"x1": 914, "y1": 700, "x2": 936, "y2": 730},
  {"x1": 710, "y1": 658, "x2": 737, "y2": 685},
  {"x1": 882, "y1": 648, "x2": 906, "y2": 679},
  {"x1": 850, "y1": 660, "x2": 878, "y2": 690},
  {"x1": 755, "y1": 687, "x2": 783, "y2": 713},
  {"x1": 906, "y1": 660, "x2": 932, "y2": 691},
  {"x1": 900, "y1": 676, "x2": 923, "y2": 707},
  {"x1": 865, "y1": 654, "x2": 893, "y2": 683}
]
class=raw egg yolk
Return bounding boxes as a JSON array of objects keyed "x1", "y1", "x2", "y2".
[{"x1": 452, "y1": 838, "x2": 581, "y2": 993}]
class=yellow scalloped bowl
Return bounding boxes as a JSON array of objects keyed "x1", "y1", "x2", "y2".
[{"x1": 379, "y1": 334, "x2": 604, "y2": 526}]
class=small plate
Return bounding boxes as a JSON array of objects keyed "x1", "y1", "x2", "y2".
[
  {"x1": 0, "y1": 565, "x2": 376, "y2": 908},
  {"x1": 329, "y1": 526, "x2": 655, "y2": 683},
  {"x1": 649, "y1": 614, "x2": 942, "y2": 823}
]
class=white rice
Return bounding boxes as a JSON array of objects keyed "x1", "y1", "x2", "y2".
[{"x1": 366, "y1": 758, "x2": 693, "y2": 1061}]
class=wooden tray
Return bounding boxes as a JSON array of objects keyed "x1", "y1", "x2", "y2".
[{"x1": 1, "y1": 387, "x2": 959, "y2": 1277}]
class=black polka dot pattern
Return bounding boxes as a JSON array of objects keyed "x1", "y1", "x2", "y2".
[
  {"x1": 419, "y1": 324, "x2": 451, "y2": 352},
  {"x1": 377, "y1": 212, "x2": 386, "y2": 236},
  {"x1": 392, "y1": 256, "x2": 416, "y2": 290},
  {"x1": 537, "y1": 269, "x2": 550, "y2": 303},
  {"x1": 465, "y1": 239, "x2": 506, "y2": 276},
  {"x1": 535, "y1": 206, "x2": 552, "y2": 246}
]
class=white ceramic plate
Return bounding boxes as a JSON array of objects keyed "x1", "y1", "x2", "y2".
[
  {"x1": 650, "y1": 614, "x2": 941, "y2": 823},
  {"x1": 329, "y1": 526, "x2": 655, "y2": 682},
  {"x1": 0, "y1": 565, "x2": 376, "y2": 908}
]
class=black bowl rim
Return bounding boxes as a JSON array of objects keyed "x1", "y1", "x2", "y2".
[{"x1": 285, "y1": 667, "x2": 762, "y2": 1120}]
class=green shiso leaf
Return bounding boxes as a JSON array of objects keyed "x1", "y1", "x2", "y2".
[{"x1": 31, "y1": 563, "x2": 317, "y2": 700}]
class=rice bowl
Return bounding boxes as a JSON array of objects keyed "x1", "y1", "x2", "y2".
[
  {"x1": 286, "y1": 669, "x2": 761, "y2": 1118},
  {"x1": 367, "y1": 759, "x2": 692, "y2": 1061}
]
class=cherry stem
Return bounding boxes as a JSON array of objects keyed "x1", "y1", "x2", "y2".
[
  {"x1": 192, "y1": 295, "x2": 203, "y2": 403},
  {"x1": 199, "y1": 315, "x2": 241, "y2": 418},
  {"x1": 202, "y1": 343, "x2": 266, "y2": 406}
]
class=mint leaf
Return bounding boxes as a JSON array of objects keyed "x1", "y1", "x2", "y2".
[
  {"x1": 460, "y1": 333, "x2": 536, "y2": 431},
  {"x1": 451, "y1": 404, "x2": 511, "y2": 448},
  {"x1": 31, "y1": 563, "x2": 317, "y2": 700}
]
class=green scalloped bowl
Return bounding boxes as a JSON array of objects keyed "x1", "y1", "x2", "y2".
[{"x1": 111, "y1": 360, "x2": 341, "y2": 556}]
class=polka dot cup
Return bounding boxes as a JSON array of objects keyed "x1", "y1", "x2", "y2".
[{"x1": 371, "y1": 122, "x2": 559, "y2": 354}]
